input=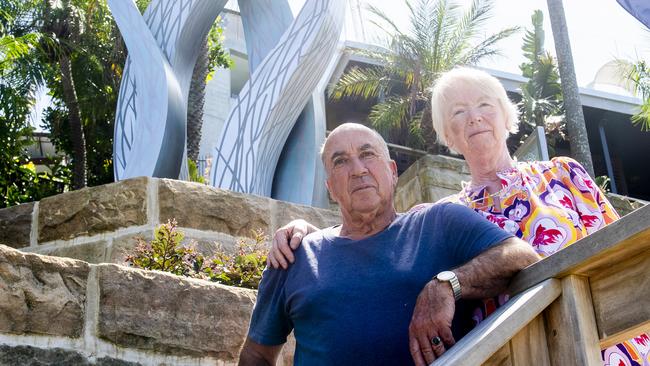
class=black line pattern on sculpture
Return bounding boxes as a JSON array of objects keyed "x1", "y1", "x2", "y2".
[
  {"x1": 211, "y1": 0, "x2": 343, "y2": 195},
  {"x1": 113, "y1": 1, "x2": 195, "y2": 180}
]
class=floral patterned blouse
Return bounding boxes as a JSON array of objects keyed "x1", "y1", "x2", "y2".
[
  {"x1": 444, "y1": 156, "x2": 619, "y2": 258},
  {"x1": 427, "y1": 156, "x2": 648, "y2": 366}
]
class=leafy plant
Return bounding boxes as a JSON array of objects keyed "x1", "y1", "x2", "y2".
[
  {"x1": 187, "y1": 158, "x2": 205, "y2": 184},
  {"x1": 621, "y1": 59, "x2": 650, "y2": 131},
  {"x1": 125, "y1": 219, "x2": 269, "y2": 289},
  {"x1": 512, "y1": 10, "x2": 566, "y2": 156},
  {"x1": 203, "y1": 229, "x2": 269, "y2": 289},
  {"x1": 125, "y1": 219, "x2": 203, "y2": 276}
]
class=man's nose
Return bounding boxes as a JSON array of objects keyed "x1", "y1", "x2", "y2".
[{"x1": 349, "y1": 157, "x2": 369, "y2": 176}]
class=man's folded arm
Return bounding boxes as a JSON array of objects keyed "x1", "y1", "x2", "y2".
[
  {"x1": 238, "y1": 337, "x2": 283, "y2": 366},
  {"x1": 456, "y1": 236, "x2": 540, "y2": 299}
]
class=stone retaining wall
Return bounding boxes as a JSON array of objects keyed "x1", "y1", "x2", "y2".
[
  {"x1": 394, "y1": 154, "x2": 470, "y2": 212},
  {"x1": 0, "y1": 244, "x2": 291, "y2": 365},
  {"x1": 0, "y1": 177, "x2": 340, "y2": 264}
]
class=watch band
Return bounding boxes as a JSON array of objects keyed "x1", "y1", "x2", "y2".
[{"x1": 435, "y1": 271, "x2": 461, "y2": 301}]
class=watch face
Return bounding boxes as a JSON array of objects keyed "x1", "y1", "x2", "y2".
[{"x1": 437, "y1": 271, "x2": 455, "y2": 281}]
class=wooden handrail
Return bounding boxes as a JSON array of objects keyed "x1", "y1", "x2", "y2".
[
  {"x1": 430, "y1": 279, "x2": 561, "y2": 366},
  {"x1": 508, "y1": 203, "x2": 650, "y2": 295}
]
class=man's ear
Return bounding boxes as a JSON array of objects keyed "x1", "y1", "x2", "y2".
[
  {"x1": 325, "y1": 179, "x2": 337, "y2": 203},
  {"x1": 389, "y1": 160, "x2": 398, "y2": 184}
]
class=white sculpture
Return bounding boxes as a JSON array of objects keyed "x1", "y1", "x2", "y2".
[{"x1": 110, "y1": 0, "x2": 227, "y2": 180}]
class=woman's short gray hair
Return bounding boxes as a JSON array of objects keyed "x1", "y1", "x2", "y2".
[{"x1": 430, "y1": 67, "x2": 520, "y2": 148}]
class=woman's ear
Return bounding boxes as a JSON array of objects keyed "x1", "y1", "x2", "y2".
[{"x1": 445, "y1": 135, "x2": 453, "y2": 148}]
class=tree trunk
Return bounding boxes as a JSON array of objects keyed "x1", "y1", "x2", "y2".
[
  {"x1": 187, "y1": 35, "x2": 209, "y2": 163},
  {"x1": 59, "y1": 53, "x2": 87, "y2": 189},
  {"x1": 547, "y1": 0, "x2": 595, "y2": 177}
]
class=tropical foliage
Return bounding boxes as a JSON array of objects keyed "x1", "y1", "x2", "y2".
[
  {"x1": 330, "y1": 0, "x2": 519, "y2": 151},
  {"x1": 0, "y1": 87, "x2": 71, "y2": 207},
  {"x1": 0, "y1": 3, "x2": 71, "y2": 207},
  {"x1": 623, "y1": 59, "x2": 650, "y2": 131},
  {"x1": 0, "y1": 0, "x2": 229, "y2": 206},
  {"x1": 512, "y1": 9, "x2": 566, "y2": 155}
]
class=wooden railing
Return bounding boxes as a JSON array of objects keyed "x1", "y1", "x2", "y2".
[{"x1": 433, "y1": 203, "x2": 650, "y2": 366}]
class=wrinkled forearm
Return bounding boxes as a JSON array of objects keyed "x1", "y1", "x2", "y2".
[
  {"x1": 238, "y1": 338, "x2": 282, "y2": 366},
  {"x1": 455, "y1": 237, "x2": 540, "y2": 299}
]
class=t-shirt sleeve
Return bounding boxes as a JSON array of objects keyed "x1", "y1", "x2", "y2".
[
  {"x1": 247, "y1": 267, "x2": 293, "y2": 345},
  {"x1": 436, "y1": 203, "x2": 514, "y2": 265}
]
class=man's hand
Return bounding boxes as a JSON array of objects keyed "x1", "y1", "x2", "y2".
[
  {"x1": 409, "y1": 279, "x2": 456, "y2": 366},
  {"x1": 408, "y1": 237, "x2": 539, "y2": 366},
  {"x1": 267, "y1": 219, "x2": 319, "y2": 269}
]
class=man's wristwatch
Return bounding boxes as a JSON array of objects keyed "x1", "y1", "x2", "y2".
[{"x1": 435, "y1": 271, "x2": 461, "y2": 301}]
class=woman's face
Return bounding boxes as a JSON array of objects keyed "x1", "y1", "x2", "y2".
[{"x1": 443, "y1": 82, "x2": 508, "y2": 158}]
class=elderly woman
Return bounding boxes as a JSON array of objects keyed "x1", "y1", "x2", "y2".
[{"x1": 268, "y1": 67, "x2": 644, "y2": 365}]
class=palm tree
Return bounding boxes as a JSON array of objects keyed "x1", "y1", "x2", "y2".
[
  {"x1": 546, "y1": 0, "x2": 595, "y2": 177},
  {"x1": 330, "y1": 0, "x2": 519, "y2": 152},
  {"x1": 41, "y1": 0, "x2": 88, "y2": 189},
  {"x1": 514, "y1": 10, "x2": 566, "y2": 155},
  {"x1": 187, "y1": 35, "x2": 209, "y2": 164},
  {"x1": 187, "y1": 19, "x2": 231, "y2": 165},
  {"x1": 3, "y1": 0, "x2": 90, "y2": 189}
]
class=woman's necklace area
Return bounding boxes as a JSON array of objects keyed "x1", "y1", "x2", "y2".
[
  {"x1": 461, "y1": 186, "x2": 501, "y2": 206},
  {"x1": 460, "y1": 178, "x2": 510, "y2": 207}
]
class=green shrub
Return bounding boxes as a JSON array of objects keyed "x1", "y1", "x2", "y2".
[
  {"x1": 125, "y1": 219, "x2": 268, "y2": 289},
  {"x1": 187, "y1": 159, "x2": 205, "y2": 184}
]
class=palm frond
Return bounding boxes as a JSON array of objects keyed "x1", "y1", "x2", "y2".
[
  {"x1": 461, "y1": 26, "x2": 520, "y2": 65},
  {"x1": 408, "y1": 110, "x2": 426, "y2": 147},
  {"x1": 366, "y1": 3, "x2": 405, "y2": 38},
  {"x1": 520, "y1": 9, "x2": 545, "y2": 77},
  {"x1": 329, "y1": 66, "x2": 388, "y2": 100},
  {"x1": 368, "y1": 96, "x2": 410, "y2": 135},
  {"x1": 631, "y1": 99, "x2": 650, "y2": 131},
  {"x1": 442, "y1": 0, "x2": 492, "y2": 65},
  {"x1": 532, "y1": 53, "x2": 561, "y2": 99}
]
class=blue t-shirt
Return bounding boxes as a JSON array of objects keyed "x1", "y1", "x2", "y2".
[{"x1": 248, "y1": 203, "x2": 513, "y2": 365}]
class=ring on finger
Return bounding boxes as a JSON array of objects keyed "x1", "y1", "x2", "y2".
[{"x1": 431, "y1": 336, "x2": 442, "y2": 346}]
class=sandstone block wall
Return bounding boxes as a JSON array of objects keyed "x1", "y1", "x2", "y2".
[
  {"x1": 394, "y1": 154, "x2": 471, "y2": 212},
  {"x1": 0, "y1": 177, "x2": 340, "y2": 265},
  {"x1": 0, "y1": 244, "x2": 280, "y2": 365}
]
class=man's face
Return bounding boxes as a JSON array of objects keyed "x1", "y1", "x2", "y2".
[{"x1": 323, "y1": 127, "x2": 398, "y2": 216}]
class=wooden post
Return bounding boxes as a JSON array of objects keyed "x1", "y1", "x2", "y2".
[
  {"x1": 545, "y1": 275, "x2": 601, "y2": 366},
  {"x1": 511, "y1": 315, "x2": 550, "y2": 366}
]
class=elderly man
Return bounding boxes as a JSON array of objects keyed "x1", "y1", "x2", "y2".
[{"x1": 238, "y1": 123, "x2": 539, "y2": 366}]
